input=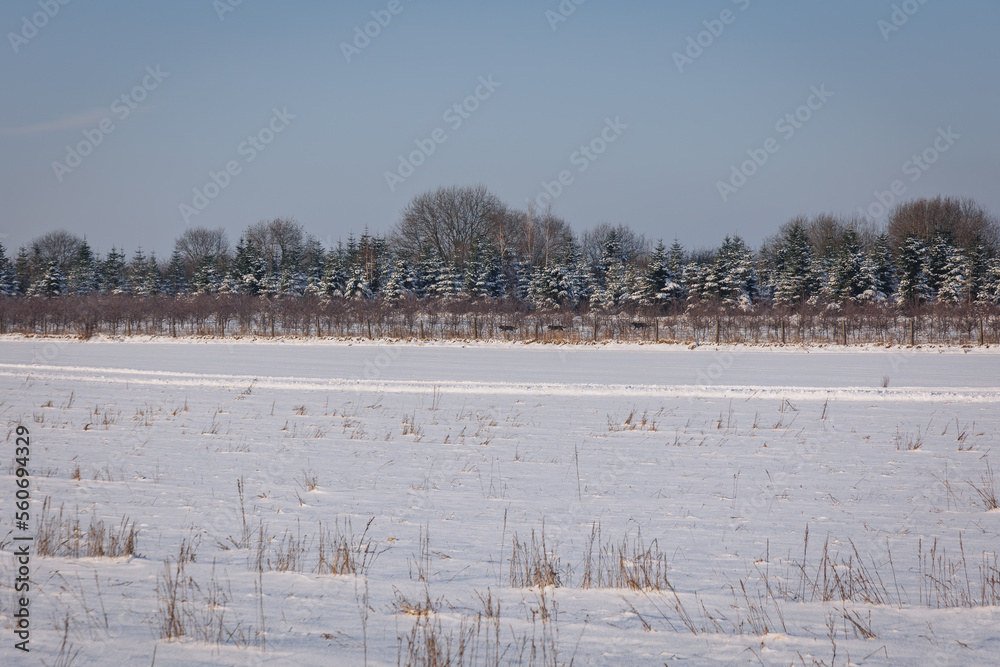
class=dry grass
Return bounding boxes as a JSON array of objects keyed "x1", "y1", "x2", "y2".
[
  {"x1": 607, "y1": 408, "x2": 659, "y2": 433},
  {"x1": 316, "y1": 516, "x2": 380, "y2": 576},
  {"x1": 509, "y1": 525, "x2": 565, "y2": 589},
  {"x1": 396, "y1": 587, "x2": 571, "y2": 667},
  {"x1": 967, "y1": 460, "x2": 998, "y2": 511},
  {"x1": 892, "y1": 426, "x2": 924, "y2": 451},
  {"x1": 153, "y1": 541, "x2": 256, "y2": 647},
  {"x1": 35, "y1": 497, "x2": 138, "y2": 559},
  {"x1": 580, "y1": 523, "x2": 672, "y2": 591}
]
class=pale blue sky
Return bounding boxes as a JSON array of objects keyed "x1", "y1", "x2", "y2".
[{"x1": 2, "y1": 0, "x2": 998, "y2": 256}]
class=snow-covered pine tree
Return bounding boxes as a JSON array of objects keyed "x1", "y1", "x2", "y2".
[
  {"x1": 430, "y1": 261, "x2": 463, "y2": 300},
  {"x1": 894, "y1": 236, "x2": 931, "y2": 306},
  {"x1": 857, "y1": 234, "x2": 895, "y2": 304},
  {"x1": 415, "y1": 252, "x2": 442, "y2": 299},
  {"x1": 125, "y1": 248, "x2": 148, "y2": 295},
  {"x1": 825, "y1": 228, "x2": 866, "y2": 304},
  {"x1": 165, "y1": 249, "x2": 188, "y2": 296},
  {"x1": 14, "y1": 247, "x2": 34, "y2": 295},
  {"x1": 382, "y1": 258, "x2": 415, "y2": 301},
  {"x1": 591, "y1": 233, "x2": 635, "y2": 309},
  {"x1": 319, "y1": 247, "x2": 347, "y2": 298},
  {"x1": 343, "y1": 266, "x2": 373, "y2": 299},
  {"x1": 966, "y1": 243, "x2": 991, "y2": 304},
  {"x1": 232, "y1": 237, "x2": 266, "y2": 295},
  {"x1": 528, "y1": 265, "x2": 560, "y2": 308},
  {"x1": 937, "y1": 244, "x2": 970, "y2": 304},
  {"x1": 66, "y1": 241, "x2": 99, "y2": 295},
  {"x1": 506, "y1": 254, "x2": 532, "y2": 303},
  {"x1": 667, "y1": 239, "x2": 686, "y2": 277},
  {"x1": 100, "y1": 247, "x2": 127, "y2": 294},
  {"x1": 141, "y1": 252, "x2": 163, "y2": 295},
  {"x1": 977, "y1": 257, "x2": 1000, "y2": 305},
  {"x1": 682, "y1": 261, "x2": 709, "y2": 302},
  {"x1": 640, "y1": 240, "x2": 685, "y2": 306},
  {"x1": 302, "y1": 236, "x2": 327, "y2": 295},
  {"x1": 191, "y1": 255, "x2": 222, "y2": 294},
  {"x1": 925, "y1": 233, "x2": 955, "y2": 298},
  {"x1": 0, "y1": 243, "x2": 18, "y2": 295},
  {"x1": 772, "y1": 221, "x2": 818, "y2": 306},
  {"x1": 708, "y1": 236, "x2": 758, "y2": 308},
  {"x1": 27, "y1": 260, "x2": 65, "y2": 296},
  {"x1": 479, "y1": 247, "x2": 507, "y2": 299},
  {"x1": 277, "y1": 267, "x2": 307, "y2": 297}
]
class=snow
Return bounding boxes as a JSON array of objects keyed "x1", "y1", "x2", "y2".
[{"x1": 1, "y1": 338, "x2": 998, "y2": 665}]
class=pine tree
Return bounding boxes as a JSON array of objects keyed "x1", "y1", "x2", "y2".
[
  {"x1": 429, "y1": 261, "x2": 462, "y2": 300},
  {"x1": 382, "y1": 258, "x2": 415, "y2": 301},
  {"x1": 0, "y1": 243, "x2": 18, "y2": 295},
  {"x1": 277, "y1": 267, "x2": 306, "y2": 296},
  {"x1": 66, "y1": 241, "x2": 99, "y2": 295},
  {"x1": 895, "y1": 236, "x2": 931, "y2": 306},
  {"x1": 925, "y1": 233, "x2": 955, "y2": 297},
  {"x1": 707, "y1": 236, "x2": 758, "y2": 308},
  {"x1": 14, "y1": 247, "x2": 33, "y2": 295},
  {"x1": 825, "y1": 228, "x2": 865, "y2": 304},
  {"x1": 27, "y1": 260, "x2": 65, "y2": 296},
  {"x1": 319, "y1": 249, "x2": 347, "y2": 298},
  {"x1": 191, "y1": 255, "x2": 222, "y2": 294},
  {"x1": 165, "y1": 249, "x2": 188, "y2": 296},
  {"x1": 564, "y1": 241, "x2": 592, "y2": 305},
  {"x1": 682, "y1": 262, "x2": 709, "y2": 302},
  {"x1": 343, "y1": 266, "x2": 372, "y2": 299},
  {"x1": 100, "y1": 248, "x2": 127, "y2": 294},
  {"x1": 506, "y1": 254, "x2": 532, "y2": 302},
  {"x1": 640, "y1": 240, "x2": 685, "y2": 306},
  {"x1": 667, "y1": 239, "x2": 686, "y2": 277},
  {"x1": 857, "y1": 234, "x2": 895, "y2": 304},
  {"x1": 772, "y1": 221, "x2": 818, "y2": 306},
  {"x1": 139, "y1": 252, "x2": 162, "y2": 295},
  {"x1": 302, "y1": 236, "x2": 327, "y2": 290},
  {"x1": 977, "y1": 257, "x2": 1000, "y2": 305},
  {"x1": 937, "y1": 245, "x2": 970, "y2": 304},
  {"x1": 232, "y1": 237, "x2": 266, "y2": 295},
  {"x1": 591, "y1": 233, "x2": 635, "y2": 309},
  {"x1": 124, "y1": 248, "x2": 148, "y2": 295},
  {"x1": 966, "y1": 243, "x2": 990, "y2": 304}
]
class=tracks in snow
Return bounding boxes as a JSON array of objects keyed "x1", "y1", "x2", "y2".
[{"x1": 3, "y1": 362, "x2": 999, "y2": 403}]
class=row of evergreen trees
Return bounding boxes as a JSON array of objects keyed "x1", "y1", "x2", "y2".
[{"x1": 7, "y1": 211, "x2": 1000, "y2": 310}]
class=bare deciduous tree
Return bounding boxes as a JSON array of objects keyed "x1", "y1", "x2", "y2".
[
  {"x1": 516, "y1": 204, "x2": 575, "y2": 267},
  {"x1": 29, "y1": 230, "x2": 84, "y2": 269},
  {"x1": 888, "y1": 197, "x2": 1000, "y2": 252},
  {"x1": 393, "y1": 185, "x2": 507, "y2": 267},
  {"x1": 245, "y1": 217, "x2": 304, "y2": 270},
  {"x1": 582, "y1": 223, "x2": 649, "y2": 267},
  {"x1": 174, "y1": 227, "x2": 230, "y2": 273}
]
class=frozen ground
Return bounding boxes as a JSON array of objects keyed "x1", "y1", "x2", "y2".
[{"x1": 1, "y1": 337, "x2": 999, "y2": 666}]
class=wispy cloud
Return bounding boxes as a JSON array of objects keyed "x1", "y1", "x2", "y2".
[{"x1": 1, "y1": 108, "x2": 112, "y2": 137}]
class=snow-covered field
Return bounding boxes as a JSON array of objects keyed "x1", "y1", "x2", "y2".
[{"x1": 2, "y1": 337, "x2": 999, "y2": 666}]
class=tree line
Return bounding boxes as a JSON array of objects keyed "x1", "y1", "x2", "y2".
[{"x1": 6, "y1": 188, "x2": 1000, "y2": 312}]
